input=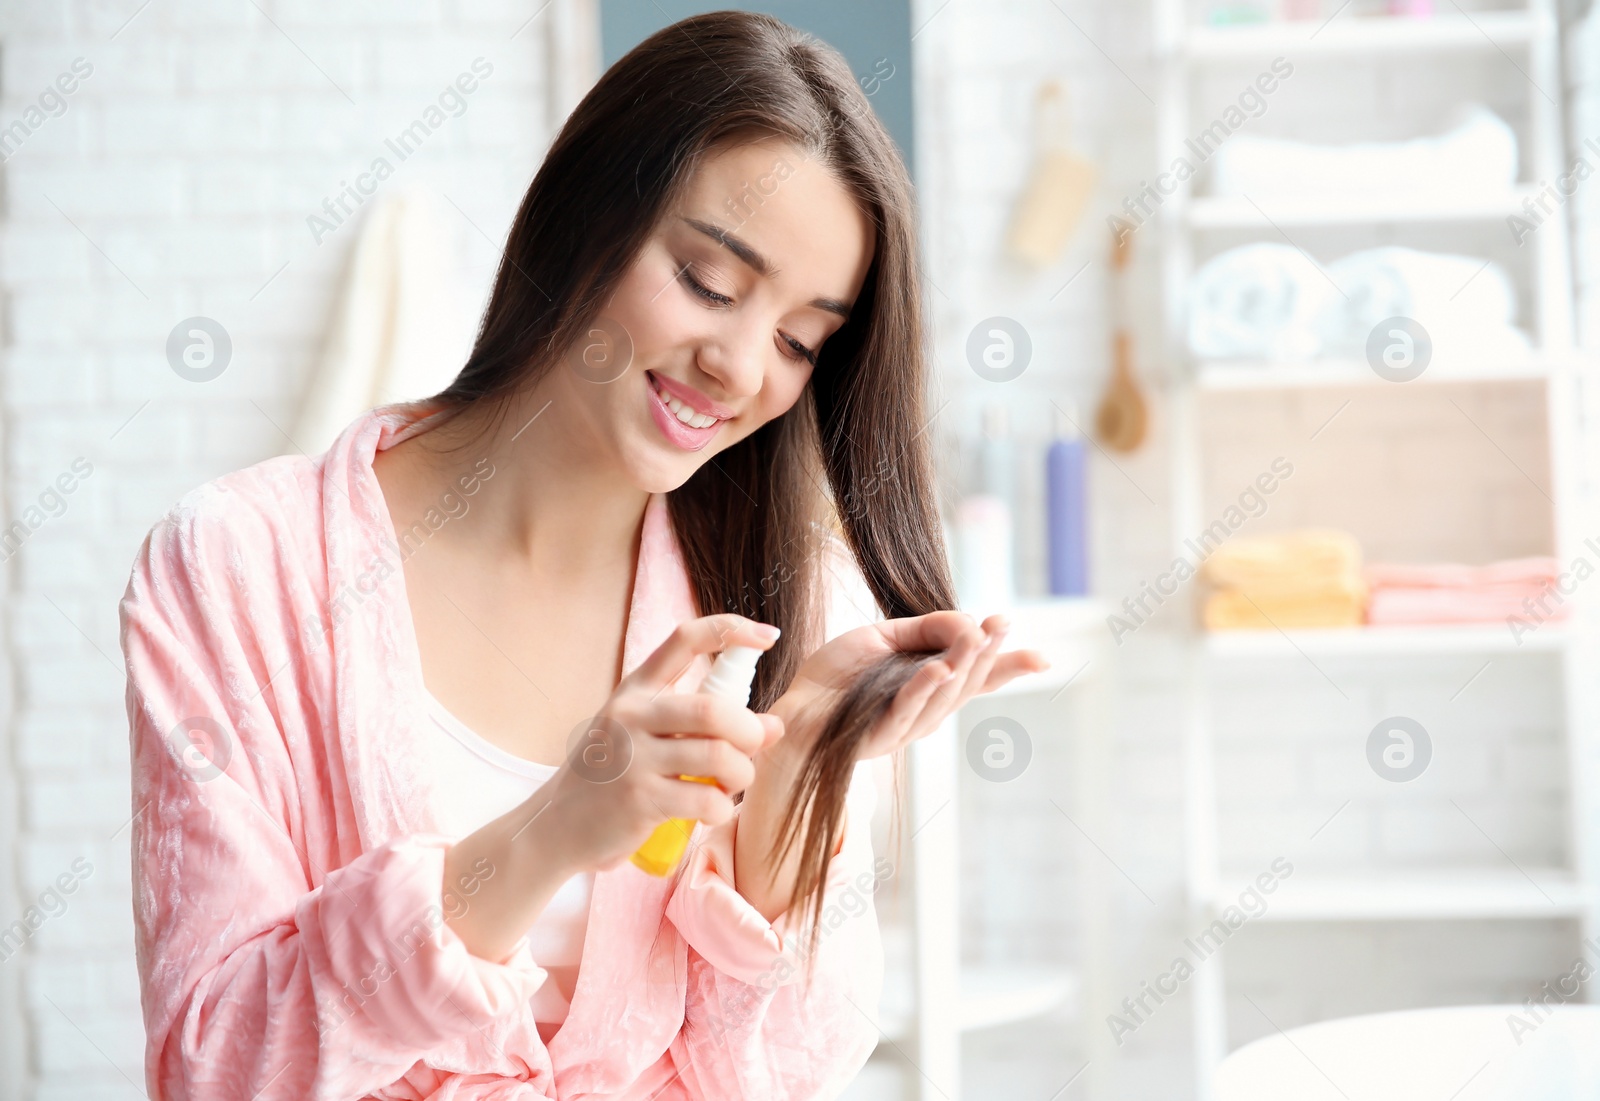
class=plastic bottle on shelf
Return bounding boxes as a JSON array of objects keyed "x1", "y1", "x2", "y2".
[
  {"x1": 955, "y1": 496, "x2": 1015, "y2": 613},
  {"x1": 954, "y1": 403, "x2": 1016, "y2": 614},
  {"x1": 979, "y1": 401, "x2": 1015, "y2": 506},
  {"x1": 1047, "y1": 402, "x2": 1089, "y2": 596}
]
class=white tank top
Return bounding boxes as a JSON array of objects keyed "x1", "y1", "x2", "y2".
[{"x1": 419, "y1": 688, "x2": 594, "y2": 1042}]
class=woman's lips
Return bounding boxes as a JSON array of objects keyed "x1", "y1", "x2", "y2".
[
  {"x1": 646, "y1": 371, "x2": 726, "y2": 451},
  {"x1": 649, "y1": 370, "x2": 735, "y2": 419}
]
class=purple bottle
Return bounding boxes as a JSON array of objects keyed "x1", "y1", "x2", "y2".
[{"x1": 1047, "y1": 404, "x2": 1088, "y2": 596}]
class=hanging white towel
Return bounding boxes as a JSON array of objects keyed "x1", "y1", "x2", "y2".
[{"x1": 290, "y1": 187, "x2": 482, "y2": 457}]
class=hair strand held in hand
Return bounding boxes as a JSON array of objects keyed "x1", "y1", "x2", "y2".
[{"x1": 773, "y1": 650, "x2": 939, "y2": 979}]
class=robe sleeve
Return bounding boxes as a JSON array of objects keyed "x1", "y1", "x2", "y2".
[
  {"x1": 659, "y1": 761, "x2": 886, "y2": 1099},
  {"x1": 655, "y1": 534, "x2": 888, "y2": 1097},
  {"x1": 122, "y1": 495, "x2": 551, "y2": 1101}
]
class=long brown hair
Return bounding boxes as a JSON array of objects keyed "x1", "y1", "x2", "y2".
[{"x1": 429, "y1": 11, "x2": 955, "y2": 960}]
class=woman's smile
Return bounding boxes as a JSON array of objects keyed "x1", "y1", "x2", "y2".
[{"x1": 645, "y1": 368, "x2": 732, "y2": 451}]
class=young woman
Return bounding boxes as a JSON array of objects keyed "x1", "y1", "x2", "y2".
[{"x1": 121, "y1": 12, "x2": 1044, "y2": 1100}]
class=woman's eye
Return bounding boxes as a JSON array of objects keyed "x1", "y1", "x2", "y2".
[
  {"x1": 680, "y1": 267, "x2": 733, "y2": 307},
  {"x1": 781, "y1": 334, "x2": 818, "y2": 366},
  {"x1": 678, "y1": 260, "x2": 817, "y2": 365}
]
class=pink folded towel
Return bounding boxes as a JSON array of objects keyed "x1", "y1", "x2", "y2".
[{"x1": 1364, "y1": 556, "x2": 1567, "y2": 626}]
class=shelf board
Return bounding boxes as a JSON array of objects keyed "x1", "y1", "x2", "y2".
[
  {"x1": 878, "y1": 963, "x2": 1076, "y2": 1042},
  {"x1": 1209, "y1": 867, "x2": 1593, "y2": 922},
  {"x1": 1204, "y1": 623, "x2": 1566, "y2": 657},
  {"x1": 1185, "y1": 11, "x2": 1541, "y2": 59},
  {"x1": 1192, "y1": 354, "x2": 1578, "y2": 390},
  {"x1": 960, "y1": 965, "x2": 1076, "y2": 1032},
  {"x1": 1187, "y1": 187, "x2": 1533, "y2": 228}
]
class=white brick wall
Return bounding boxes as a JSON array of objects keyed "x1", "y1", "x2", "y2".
[{"x1": 0, "y1": 2, "x2": 554, "y2": 1096}]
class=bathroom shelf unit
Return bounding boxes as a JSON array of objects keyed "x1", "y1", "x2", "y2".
[
  {"x1": 1154, "y1": 1, "x2": 1595, "y2": 1098},
  {"x1": 1194, "y1": 353, "x2": 1579, "y2": 389},
  {"x1": 891, "y1": 597, "x2": 1111, "y2": 1101},
  {"x1": 1187, "y1": 189, "x2": 1539, "y2": 228},
  {"x1": 1186, "y1": 10, "x2": 1544, "y2": 59},
  {"x1": 1203, "y1": 622, "x2": 1568, "y2": 657},
  {"x1": 1209, "y1": 867, "x2": 1594, "y2": 922}
]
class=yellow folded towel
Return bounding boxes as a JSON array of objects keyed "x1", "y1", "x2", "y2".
[
  {"x1": 1201, "y1": 528, "x2": 1366, "y2": 630},
  {"x1": 1203, "y1": 577, "x2": 1367, "y2": 630},
  {"x1": 1200, "y1": 528, "x2": 1362, "y2": 593}
]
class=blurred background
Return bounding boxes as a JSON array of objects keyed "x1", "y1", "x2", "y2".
[{"x1": 2, "y1": 0, "x2": 1599, "y2": 1099}]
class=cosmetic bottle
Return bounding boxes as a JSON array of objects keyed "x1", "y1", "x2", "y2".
[
  {"x1": 979, "y1": 402, "x2": 1015, "y2": 506},
  {"x1": 954, "y1": 404, "x2": 1017, "y2": 613},
  {"x1": 955, "y1": 495, "x2": 1015, "y2": 613},
  {"x1": 1047, "y1": 403, "x2": 1089, "y2": 596},
  {"x1": 631, "y1": 644, "x2": 763, "y2": 877}
]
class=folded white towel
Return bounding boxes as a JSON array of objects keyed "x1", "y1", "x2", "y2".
[{"x1": 1210, "y1": 103, "x2": 1518, "y2": 199}]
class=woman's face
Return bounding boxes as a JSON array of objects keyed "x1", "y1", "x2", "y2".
[{"x1": 552, "y1": 138, "x2": 875, "y2": 493}]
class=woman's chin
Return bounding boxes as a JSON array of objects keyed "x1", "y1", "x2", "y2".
[{"x1": 619, "y1": 441, "x2": 708, "y2": 495}]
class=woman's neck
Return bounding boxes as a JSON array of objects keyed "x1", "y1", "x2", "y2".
[{"x1": 411, "y1": 381, "x2": 650, "y2": 579}]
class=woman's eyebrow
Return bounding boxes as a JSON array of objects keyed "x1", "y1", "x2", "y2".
[
  {"x1": 682, "y1": 216, "x2": 853, "y2": 318},
  {"x1": 685, "y1": 216, "x2": 770, "y2": 275}
]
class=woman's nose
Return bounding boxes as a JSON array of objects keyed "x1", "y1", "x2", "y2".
[{"x1": 696, "y1": 319, "x2": 767, "y2": 400}]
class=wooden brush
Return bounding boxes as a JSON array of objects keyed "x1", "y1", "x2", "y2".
[{"x1": 1095, "y1": 229, "x2": 1149, "y2": 452}]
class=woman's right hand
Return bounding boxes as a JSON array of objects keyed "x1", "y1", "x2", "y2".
[
  {"x1": 534, "y1": 614, "x2": 785, "y2": 874},
  {"x1": 443, "y1": 615, "x2": 783, "y2": 963}
]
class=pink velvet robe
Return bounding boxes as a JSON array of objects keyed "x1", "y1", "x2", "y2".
[{"x1": 120, "y1": 401, "x2": 885, "y2": 1100}]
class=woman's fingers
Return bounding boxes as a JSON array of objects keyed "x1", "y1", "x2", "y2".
[
  {"x1": 954, "y1": 619, "x2": 1009, "y2": 708},
  {"x1": 652, "y1": 734, "x2": 757, "y2": 795},
  {"x1": 939, "y1": 622, "x2": 986, "y2": 693},
  {"x1": 977, "y1": 649, "x2": 1051, "y2": 694},
  {"x1": 892, "y1": 620, "x2": 1007, "y2": 746},
  {"x1": 643, "y1": 693, "x2": 767, "y2": 756},
  {"x1": 877, "y1": 658, "x2": 953, "y2": 743},
  {"x1": 876, "y1": 610, "x2": 984, "y2": 655},
  {"x1": 890, "y1": 626, "x2": 985, "y2": 746},
  {"x1": 642, "y1": 774, "x2": 738, "y2": 827},
  {"x1": 622, "y1": 614, "x2": 780, "y2": 695},
  {"x1": 757, "y1": 712, "x2": 784, "y2": 751}
]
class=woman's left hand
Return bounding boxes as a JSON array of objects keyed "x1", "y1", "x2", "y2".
[{"x1": 771, "y1": 611, "x2": 1049, "y2": 760}]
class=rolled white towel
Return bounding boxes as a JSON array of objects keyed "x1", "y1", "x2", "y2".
[
  {"x1": 1187, "y1": 243, "x2": 1531, "y2": 362},
  {"x1": 1317, "y1": 247, "x2": 1528, "y2": 359},
  {"x1": 1186, "y1": 242, "x2": 1328, "y2": 360}
]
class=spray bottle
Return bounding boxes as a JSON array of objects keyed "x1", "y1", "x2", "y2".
[{"x1": 630, "y1": 644, "x2": 764, "y2": 876}]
